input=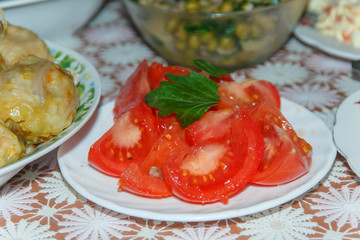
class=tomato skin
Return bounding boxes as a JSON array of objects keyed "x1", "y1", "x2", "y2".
[
  {"x1": 164, "y1": 115, "x2": 264, "y2": 204},
  {"x1": 118, "y1": 163, "x2": 172, "y2": 197},
  {"x1": 199, "y1": 71, "x2": 235, "y2": 84},
  {"x1": 148, "y1": 62, "x2": 190, "y2": 89},
  {"x1": 113, "y1": 60, "x2": 151, "y2": 119},
  {"x1": 209, "y1": 73, "x2": 235, "y2": 83},
  {"x1": 148, "y1": 62, "x2": 234, "y2": 90},
  {"x1": 217, "y1": 79, "x2": 281, "y2": 111},
  {"x1": 248, "y1": 99, "x2": 312, "y2": 185},
  {"x1": 88, "y1": 102, "x2": 159, "y2": 177}
]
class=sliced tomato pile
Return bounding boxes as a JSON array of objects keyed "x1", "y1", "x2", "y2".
[{"x1": 88, "y1": 60, "x2": 312, "y2": 204}]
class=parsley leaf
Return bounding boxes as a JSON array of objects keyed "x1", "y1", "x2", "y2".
[
  {"x1": 192, "y1": 59, "x2": 231, "y2": 78},
  {"x1": 145, "y1": 70, "x2": 220, "y2": 127}
]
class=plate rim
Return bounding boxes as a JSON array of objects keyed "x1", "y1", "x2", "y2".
[
  {"x1": 333, "y1": 89, "x2": 360, "y2": 177},
  {"x1": 0, "y1": 41, "x2": 101, "y2": 175},
  {"x1": 58, "y1": 97, "x2": 337, "y2": 222},
  {"x1": 294, "y1": 25, "x2": 360, "y2": 61}
]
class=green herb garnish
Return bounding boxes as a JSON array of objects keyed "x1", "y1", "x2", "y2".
[
  {"x1": 192, "y1": 59, "x2": 231, "y2": 78},
  {"x1": 145, "y1": 68, "x2": 223, "y2": 127}
]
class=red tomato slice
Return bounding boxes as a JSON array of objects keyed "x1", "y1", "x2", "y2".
[
  {"x1": 210, "y1": 73, "x2": 235, "y2": 83},
  {"x1": 164, "y1": 115, "x2": 264, "y2": 204},
  {"x1": 148, "y1": 62, "x2": 190, "y2": 89},
  {"x1": 218, "y1": 79, "x2": 281, "y2": 111},
  {"x1": 154, "y1": 111, "x2": 179, "y2": 133},
  {"x1": 118, "y1": 163, "x2": 172, "y2": 197},
  {"x1": 140, "y1": 122, "x2": 188, "y2": 173},
  {"x1": 88, "y1": 102, "x2": 159, "y2": 177},
  {"x1": 248, "y1": 99, "x2": 312, "y2": 185},
  {"x1": 195, "y1": 70, "x2": 235, "y2": 84},
  {"x1": 205, "y1": 72, "x2": 235, "y2": 83},
  {"x1": 113, "y1": 60, "x2": 151, "y2": 119},
  {"x1": 119, "y1": 122, "x2": 189, "y2": 197},
  {"x1": 185, "y1": 108, "x2": 234, "y2": 146}
]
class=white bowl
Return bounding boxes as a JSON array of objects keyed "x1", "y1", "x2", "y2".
[
  {"x1": 0, "y1": 0, "x2": 105, "y2": 41},
  {"x1": 0, "y1": 41, "x2": 101, "y2": 186}
]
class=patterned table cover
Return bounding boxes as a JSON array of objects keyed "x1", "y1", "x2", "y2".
[{"x1": 1, "y1": 1, "x2": 360, "y2": 239}]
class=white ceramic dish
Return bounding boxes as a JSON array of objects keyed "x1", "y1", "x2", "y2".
[
  {"x1": 58, "y1": 98, "x2": 337, "y2": 222},
  {"x1": 294, "y1": 25, "x2": 360, "y2": 60},
  {"x1": 0, "y1": 0, "x2": 105, "y2": 42},
  {"x1": 0, "y1": 41, "x2": 101, "y2": 186},
  {"x1": 334, "y1": 89, "x2": 360, "y2": 177}
]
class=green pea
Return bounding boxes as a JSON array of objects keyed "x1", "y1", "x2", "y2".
[
  {"x1": 201, "y1": 32, "x2": 214, "y2": 43},
  {"x1": 220, "y1": 36, "x2": 235, "y2": 49},
  {"x1": 188, "y1": 34, "x2": 201, "y2": 49},
  {"x1": 235, "y1": 22, "x2": 251, "y2": 40},
  {"x1": 185, "y1": 0, "x2": 200, "y2": 13},
  {"x1": 220, "y1": 1, "x2": 234, "y2": 13}
]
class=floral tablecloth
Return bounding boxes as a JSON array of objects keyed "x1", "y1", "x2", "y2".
[{"x1": 1, "y1": 1, "x2": 360, "y2": 239}]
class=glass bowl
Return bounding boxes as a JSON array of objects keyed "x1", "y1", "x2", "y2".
[{"x1": 123, "y1": 0, "x2": 308, "y2": 70}]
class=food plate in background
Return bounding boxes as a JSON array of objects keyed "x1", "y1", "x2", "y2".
[
  {"x1": 334, "y1": 89, "x2": 360, "y2": 177},
  {"x1": 58, "y1": 98, "x2": 337, "y2": 222},
  {"x1": 294, "y1": 25, "x2": 360, "y2": 61},
  {"x1": 0, "y1": 41, "x2": 101, "y2": 186},
  {"x1": 0, "y1": 0, "x2": 105, "y2": 42}
]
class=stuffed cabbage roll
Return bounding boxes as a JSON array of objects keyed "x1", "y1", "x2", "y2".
[
  {"x1": 0, "y1": 122, "x2": 25, "y2": 168},
  {"x1": 0, "y1": 19, "x2": 53, "y2": 66},
  {"x1": 0, "y1": 55, "x2": 79, "y2": 144}
]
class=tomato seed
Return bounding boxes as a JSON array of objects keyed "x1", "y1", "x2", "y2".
[
  {"x1": 208, "y1": 173, "x2": 214, "y2": 180},
  {"x1": 118, "y1": 151, "x2": 124, "y2": 161},
  {"x1": 302, "y1": 146, "x2": 308, "y2": 154},
  {"x1": 202, "y1": 175, "x2": 207, "y2": 182},
  {"x1": 273, "y1": 116, "x2": 279, "y2": 123}
]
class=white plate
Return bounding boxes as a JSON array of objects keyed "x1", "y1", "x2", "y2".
[
  {"x1": 58, "y1": 98, "x2": 337, "y2": 222},
  {"x1": 0, "y1": 41, "x2": 101, "y2": 186},
  {"x1": 294, "y1": 25, "x2": 360, "y2": 60},
  {"x1": 334, "y1": 89, "x2": 360, "y2": 177}
]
